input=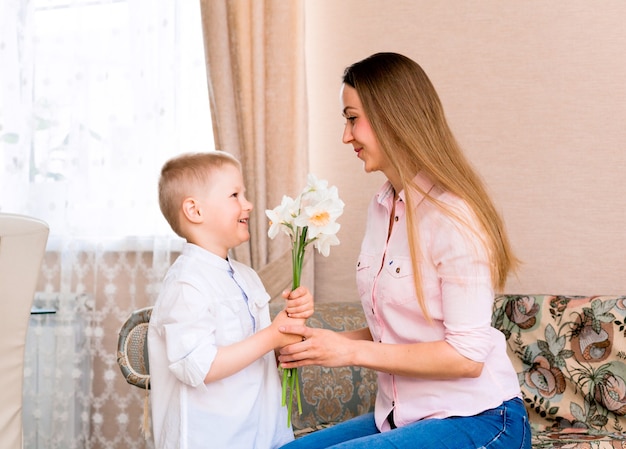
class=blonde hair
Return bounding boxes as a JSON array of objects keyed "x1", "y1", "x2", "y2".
[
  {"x1": 343, "y1": 52, "x2": 518, "y2": 317},
  {"x1": 158, "y1": 151, "x2": 241, "y2": 238}
]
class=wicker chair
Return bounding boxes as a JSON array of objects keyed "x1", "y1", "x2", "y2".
[
  {"x1": 117, "y1": 306, "x2": 152, "y2": 389},
  {"x1": 117, "y1": 306, "x2": 153, "y2": 438}
]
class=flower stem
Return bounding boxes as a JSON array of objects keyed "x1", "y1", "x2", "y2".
[
  {"x1": 291, "y1": 226, "x2": 308, "y2": 290},
  {"x1": 295, "y1": 370, "x2": 302, "y2": 415},
  {"x1": 282, "y1": 226, "x2": 308, "y2": 427}
]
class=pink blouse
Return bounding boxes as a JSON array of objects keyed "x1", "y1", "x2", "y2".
[{"x1": 357, "y1": 172, "x2": 520, "y2": 431}]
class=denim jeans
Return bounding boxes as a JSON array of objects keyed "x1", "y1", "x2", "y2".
[{"x1": 280, "y1": 397, "x2": 531, "y2": 449}]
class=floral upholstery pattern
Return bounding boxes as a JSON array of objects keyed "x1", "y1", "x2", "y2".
[
  {"x1": 274, "y1": 295, "x2": 626, "y2": 447},
  {"x1": 270, "y1": 301, "x2": 377, "y2": 434},
  {"x1": 492, "y1": 295, "x2": 626, "y2": 448}
]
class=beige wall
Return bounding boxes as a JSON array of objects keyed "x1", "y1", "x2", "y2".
[{"x1": 305, "y1": 0, "x2": 626, "y2": 302}]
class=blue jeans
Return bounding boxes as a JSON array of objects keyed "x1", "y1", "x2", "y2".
[{"x1": 280, "y1": 397, "x2": 531, "y2": 449}]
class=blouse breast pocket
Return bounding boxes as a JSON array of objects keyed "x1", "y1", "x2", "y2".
[
  {"x1": 356, "y1": 254, "x2": 375, "y2": 299},
  {"x1": 378, "y1": 256, "x2": 415, "y2": 305}
]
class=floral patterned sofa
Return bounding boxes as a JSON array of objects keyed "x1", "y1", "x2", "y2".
[
  {"x1": 281, "y1": 296, "x2": 626, "y2": 448},
  {"x1": 493, "y1": 294, "x2": 626, "y2": 448}
]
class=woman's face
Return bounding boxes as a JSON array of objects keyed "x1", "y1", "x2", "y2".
[{"x1": 341, "y1": 84, "x2": 395, "y2": 180}]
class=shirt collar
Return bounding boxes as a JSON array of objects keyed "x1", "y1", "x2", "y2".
[
  {"x1": 376, "y1": 171, "x2": 435, "y2": 209},
  {"x1": 182, "y1": 242, "x2": 231, "y2": 272}
]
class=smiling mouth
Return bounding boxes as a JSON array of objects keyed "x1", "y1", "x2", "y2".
[
  {"x1": 239, "y1": 218, "x2": 249, "y2": 224},
  {"x1": 354, "y1": 147, "x2": 363, "y2": 154}
]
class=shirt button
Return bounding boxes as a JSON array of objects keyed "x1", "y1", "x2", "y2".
[
  {"x1": 395, "y1": 267, "x2": 400, "y2": 274},
  {"x1": 394, "y1": 216, "x2": 399, "y2": 222}
]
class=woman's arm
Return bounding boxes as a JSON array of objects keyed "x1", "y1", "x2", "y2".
[
  {"x1": 351, "y1": 338, "x2": 483, "y2": 378},
  {"x1": 278, "y1": 325, "x2": 483, "y2": 379}
]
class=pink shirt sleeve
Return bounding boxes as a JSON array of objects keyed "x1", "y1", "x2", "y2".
[{"x1": 427, "y1": 198, "x2": 496, "y2": 362}]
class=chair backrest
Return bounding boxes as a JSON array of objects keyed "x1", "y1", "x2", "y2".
[
  {"x1": 117, "y1": 306, "x2": 152, "y2": 390},
  {"x1": 0, "y1": 213, "x2": 49, "y2": 449},
  {"x1": 117, "y1": 306, "x2": 153, "y2": 439}
]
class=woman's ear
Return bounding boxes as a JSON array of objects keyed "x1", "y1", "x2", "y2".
[{"x1": 182, "y1": 197, "x2": 203, "y2": 224}]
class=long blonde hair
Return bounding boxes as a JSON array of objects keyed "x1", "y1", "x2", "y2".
[{"x1": 343, "y1": 52, "x2": 518, "y2": 317}]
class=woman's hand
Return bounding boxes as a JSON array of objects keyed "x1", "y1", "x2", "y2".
[
  {"x1": 269, "y1": 310, "x2": 306, "y2": 348},
  {"x1": 277, "y1": 325, "x2": 368, "y2": 369},
  {"x1": 282, "y1": 286, "x2": 314, "y2": 319}
]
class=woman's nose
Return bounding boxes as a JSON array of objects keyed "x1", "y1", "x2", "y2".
[{"x1": 342, "y1": 125, "x2": 353, "y2": 144}]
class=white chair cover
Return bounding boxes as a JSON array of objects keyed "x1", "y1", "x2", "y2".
[{"x1": 0, "y1": 213, "x2": 49, "y2": 449}]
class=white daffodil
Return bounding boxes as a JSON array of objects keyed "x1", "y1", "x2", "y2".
[
  {"x1": 304, "y1": 173, "x2": 328, "y2": 193},
  {"x1": 312, "y1": 232, "x2": 340, "y2": 257},
  {"x1": 301, "y1": 176, "x2": 340, "y2": 207},
  {"x1": 295, "y1": 197, "x2": 344, "y2": 239},
  {"x1": 265, "y1": 195, "x2": 298, "y2": 239},
  {"x1": 265, "y1": 174, "x2": 344, "y2": 427}
]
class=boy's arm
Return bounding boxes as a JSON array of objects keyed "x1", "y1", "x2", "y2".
[{"x1": 203, "y1": 310, "x2": 303, "y2": 383}]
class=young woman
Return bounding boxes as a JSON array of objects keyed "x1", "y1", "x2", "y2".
[{"x1": 278, "y1": 52, "x2": 530, "y2": 449}]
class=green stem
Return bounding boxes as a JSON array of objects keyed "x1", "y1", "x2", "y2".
[
  {"x1": 282, "y1": 226, "x2": 308, "y2": 426},
  {"x1": 282, "y1": 369, "x2": 287, "y2": 406},
  {"x1": 287, "y1": 370, "x2": 293, "y2": 428},
  {"x1": 291, "y1": 227, "x2": 308, "y2": 290},
  {"x1": 295, "y1": 369, "x2": 302, "y2": 415}
]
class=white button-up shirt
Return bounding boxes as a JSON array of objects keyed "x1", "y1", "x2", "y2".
[
  {"x1": 358, "y1": 173, "x2": 521, "y2": 431},
  {"x1": 148, "y1": 243, "x2": 293, "y2": 449}
]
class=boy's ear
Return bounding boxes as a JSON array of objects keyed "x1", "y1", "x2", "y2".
[{"x1": 182, "y1": 197, "x2": 203, "y2": 224}]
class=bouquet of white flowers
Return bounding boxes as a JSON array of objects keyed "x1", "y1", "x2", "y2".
[{"x1": 266, "y1": 174, "x2": 344, "y2": 426}]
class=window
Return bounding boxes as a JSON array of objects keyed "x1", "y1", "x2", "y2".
[{"x1": 0, "y1": 0, "x2": 213, "y2": 238}]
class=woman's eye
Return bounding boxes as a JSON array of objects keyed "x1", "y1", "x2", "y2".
[{"x1": 345, "y1": 116, "x2": 356, "y2": 124}]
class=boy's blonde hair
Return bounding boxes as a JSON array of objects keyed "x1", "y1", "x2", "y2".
[
  {"x1": 343, "y1": 53, "x2": 518, "y2": 318},
  {"x1": 158, "y1": 151, "x2": 241, "y2": 238}
]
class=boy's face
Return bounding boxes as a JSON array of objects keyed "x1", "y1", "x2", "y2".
[{"x1": 195, "y1": 163, "x2": 253, "y2": 258}]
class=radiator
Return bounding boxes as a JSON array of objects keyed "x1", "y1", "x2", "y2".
[{"x1": 22, "y1": 293, "x2": 91, "y2": 449}]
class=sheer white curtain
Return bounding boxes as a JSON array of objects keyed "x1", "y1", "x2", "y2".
[
  {"x1": 1, "y1": 0, "x2": 212, "y2": 238},
  {"x1": 0, "y1": 0, "x2": 211, "y2": 447}
]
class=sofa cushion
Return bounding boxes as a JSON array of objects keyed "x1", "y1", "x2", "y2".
[{"x1": 492, "y1": 295, "x2": 626, "y2": 448}]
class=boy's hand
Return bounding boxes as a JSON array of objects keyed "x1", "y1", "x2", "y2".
[
  {"x1": 270, "y1": 310, "x2": 306, "y2": 348},
  {"x1": 282, "y1": 286, "x2": 314, "y2": 319}
]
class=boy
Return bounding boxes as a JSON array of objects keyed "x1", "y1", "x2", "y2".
[{"x1": 148, "y1": 151, "x2": 312, "y2": 448}]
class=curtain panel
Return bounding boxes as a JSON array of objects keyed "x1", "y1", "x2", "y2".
[{"x1": 199, "y1": 0, "x2": 312, "y2": 300}]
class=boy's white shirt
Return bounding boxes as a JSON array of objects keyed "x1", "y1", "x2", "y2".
[{"x1": 147, "y1": 243, "x2": 294, "y2": 449}]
